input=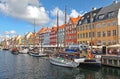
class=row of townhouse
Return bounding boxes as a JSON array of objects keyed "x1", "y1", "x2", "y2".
[
  {"x1": 1, "y1": 15, "x2": 80, "y2": 48},
  {"x1": 2, "y1": 1, "x2": 120, "y2": 48}
]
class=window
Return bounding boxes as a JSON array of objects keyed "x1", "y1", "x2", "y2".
[
  {"x1": 112, "y1": 20, "x2": 116, "y2": 26},
  {"x1": 113, "y1": 30, "x2": 116, "y2": 36},
  {"x1": 97, "y1": 40, "x2": 101, "y2": 45},
  {"x1": 83, "y1": 33, "x2": 85, "y2": 38},
  {"x1": 86, "y1": 33, "x2": 88, "y2": 38},
  {"x1": 102, "y1": 41, "x2": 106, "y2": 45},
  {"x1": 102, "y1": 22, "x2": 106, "y2": 27},
  {"x1": 107, "y1": 22, "x2": 111, "y2": 26},
  {"x1": 96, "y1": 23, "x2": 101, "y2": 28},
  {"x1": 108, "y1": 40, "x2": 111, "y2": 45},
  {"x1": 97, "y1": 32, "x2": 101, "y2": 37},
  {"x1": 93, "y1": 13, "x2": 96, "y2": 17},
  {"x1": 84, "y1": 19, "x2": 88, "y2": 23},
  {"x1": 99, "y1": 14, "x2": 104, "y2": 20},
  {"x1": 89, "y1": 32, "x2": 91, "y2": 37},
  {"x1": 102, "y1": 31, "x2": 106, "y2": 37},
  {"x1": 79, "y1": 21, "x2": 81, "y2": 25},
  {"x1": 91, "y1": 24, "x2": 94, "y2": 29},
  {"x1": 80, "y1": 34, "x2": 82, "y2": 38},
  {"x1": 108, "y1": 12, "x2": 114, "y2": 18},
  {"x1": 113, "y1": 40, "x2": 116, "y2": 45},
  {"x1": 92, "y1": 32, "x2": 95, "y2": 37},
  {"x1": 107, "y1": 31, "x2": 111, "y2": 36}
]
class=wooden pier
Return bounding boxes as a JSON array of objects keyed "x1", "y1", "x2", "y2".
[{"x1": 102, "y1": 55, "x2": 120, "y2": 68}]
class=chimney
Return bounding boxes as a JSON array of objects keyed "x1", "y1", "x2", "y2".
[
  {"x1": 92, "y1": 7, "x2": 96, "y2": 11},
  {"x1": 113, "y1": 0, "x2": 118, "y2": 4}
]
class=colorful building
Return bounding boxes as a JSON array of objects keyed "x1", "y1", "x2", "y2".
[
  {"x1": 50, "y1": 26, "x2": 57, "y2": 46},
  {"x1": 58, "y1": 24, "x2": 65, "y2": 47},
  {"x1": 65, "y1": 16, "x2": 81, "y2": 46},
  {"x1": 77, "y1": 1, "x2": 120, "y2": 46}
]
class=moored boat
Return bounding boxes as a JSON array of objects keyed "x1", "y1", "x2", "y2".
[
  {"x1": 29, "y1": 47, "x2": 48, "y2": 57},
  {"x1": 49, "y1": 55, "x2": 79, "y2": 68},
  {"x1": 11, "y1": 47, "x2": 19, "y2": 55},
  {"x1": 19, "y1": 48, "x2": 29, "y2": 54},
  {"x1": 80, "y1": 50, "x2": 101, "y2": 67}
]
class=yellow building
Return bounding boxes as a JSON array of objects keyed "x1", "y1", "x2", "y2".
[{"x1": 77, "y1": 1, "x2": 120, "y2": 46}]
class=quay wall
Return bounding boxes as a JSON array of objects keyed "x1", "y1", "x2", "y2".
[{"x1": 102, "y1": 55, "x2": 120, "y2": 67}]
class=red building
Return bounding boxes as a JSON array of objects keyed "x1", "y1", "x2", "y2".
[
  {"x1": 65, "y1": 16, "x2": 81, "y2": 46},
  {"x1": 50, "y1": 26, "x2": 57, "y2": 46}
]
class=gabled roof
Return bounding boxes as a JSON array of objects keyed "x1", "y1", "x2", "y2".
[
  {"x1": 96, "y1": 1, "x2": 120, "y2": 21},
  {"x1": 37, "y1": 27, "x2": 51, "y2": 34},
  {"x1": 69, "y1": 16, "x2": 82, "y2": 24},
  {"x1": 77, "y1": 8, "x2": 102, "y2": 25},
  {"x1": 58, "y1": 24, "x2": 66, "y2": 29},
  {"x1": 77, "y1": 1, "x2": 120, "y2": 25},
  {"x1": 37, "y1": 27, "x2": 47, "y2": 34},
  {"x1": 51, "y1": 26, "x2": 57, "y2": 31},
  {"x1": 97, "y1": 1, "x2": 120, "y2": 15},
  {"x1": 30, "y1": 33, "x2": 35, "y2": 38}
]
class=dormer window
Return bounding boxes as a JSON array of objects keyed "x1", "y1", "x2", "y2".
[
  {"x1": 84, "y1": 19, "x2": 88, "y2": 23},
  {"x1": 108, "y1": 11, "x2": 114, "y2": 18},
  {"x1": 93, "y1": 13, "x2": 96, "y2": 17},
  {"x1": 87, "y1": 15, "x2": 89, "y2": 18},
  {"x1": 81, "y1": 17, "x2": 84, "y2": 20},
  {"x1": 79, "y1": 21, "x2": 81, "y2": 25},
  {"x1": 99, "y1": 14, "x2": 104, "y2": 20}
]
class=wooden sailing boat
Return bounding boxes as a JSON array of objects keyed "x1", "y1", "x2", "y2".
[
  {"x1": 29, "y1": 19, "x2": 47, "y2": 57},
  {"x1": 11, "y1": 36, "x2": 19, "y2": 55},
  {"x1": 49, "y1": 9, "x2": 80, "y2": 67},
  {"x1": 19, "y1": 35, "x2": 29, "y2": 54}
]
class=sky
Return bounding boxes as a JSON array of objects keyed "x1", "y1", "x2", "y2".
[{"x1": 0, "y1": 0, "x2": 120, "y2": 37}]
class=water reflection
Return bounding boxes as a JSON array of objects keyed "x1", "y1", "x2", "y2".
[
  {"x1": 50, "y1": 65, "x2": 79, "y2": 79},
  {"x1": 0, "y1": 50, "x2": 120, "y2": 79}
]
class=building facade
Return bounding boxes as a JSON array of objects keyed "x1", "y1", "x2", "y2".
[
  {"x1": 77, "y1": 1, "x2": 120, "y2": 46},
  {"x1": 65, "y1": 16, "x2": 81, "y2": 46},
  {"x1": 50, "y1": 27, "x2": 57, "y2": 46},
  {"x1": 58, "y1": 24, "x2": 65, "y2": 47}
]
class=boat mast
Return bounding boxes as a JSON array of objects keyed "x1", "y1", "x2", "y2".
[
  {"x1": 57, "y1": 11, "x2": 59, "y2": 52},
  {"x1": 64, "y1": 5, "x2": 67, "y2": 48},
  {"x1": 33, "y1": 18, "x2": 36, "y2": 48}
]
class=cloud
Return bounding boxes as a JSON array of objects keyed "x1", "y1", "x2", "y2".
[
  {"x1": 0, "y1": 0, "x2": 50, "y2": 25},
  {"x1": 4, "y1": 30, "x2": 16, "y2": 35},
  {"x1": 69, "y1": 9, "x2": 81, "y2": 18},
  {"x1": 50, "y1": 7, "x2": 84, "y2": 26},
  {"x1": 50, "y1": 7, "x2": 69, "y2": 26}
]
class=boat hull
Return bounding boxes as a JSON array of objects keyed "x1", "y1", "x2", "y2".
[
  {"x1": 19, "y1": 49, "x2": 28, "y2": 54},
  {"x1": 49, "y1": 57, "x2": 79, "y2": 68},
  {"x1": 80, "y1": 59, "x2": 101, "y2": 67},
  {"x1": 29, "y1": 53, "x2": 48, "y2": 57}
]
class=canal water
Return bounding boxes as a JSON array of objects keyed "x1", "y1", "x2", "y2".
[{"x1": 0, "y1": 50, "x2": 120, "y2": 79}]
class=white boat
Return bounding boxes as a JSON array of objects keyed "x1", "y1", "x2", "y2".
[
  {"x1": 74, "y1": 57, "x2": 85, "y2": 63},
  {"x1": 29, "y1": 47, "x2": 48, "y2": 57},
  {"x1": 29, "y1": 53, "x2": 47, "y2": 57},
  {"x1": 49, "y1": 56, "x2": 79, "y2": 68},
  {"x1": 19, "y1": 48, "x2": 29, "y2": 54},
  {"x1": 29, "y1": 52, "x2": 48, "y2": 57}
]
